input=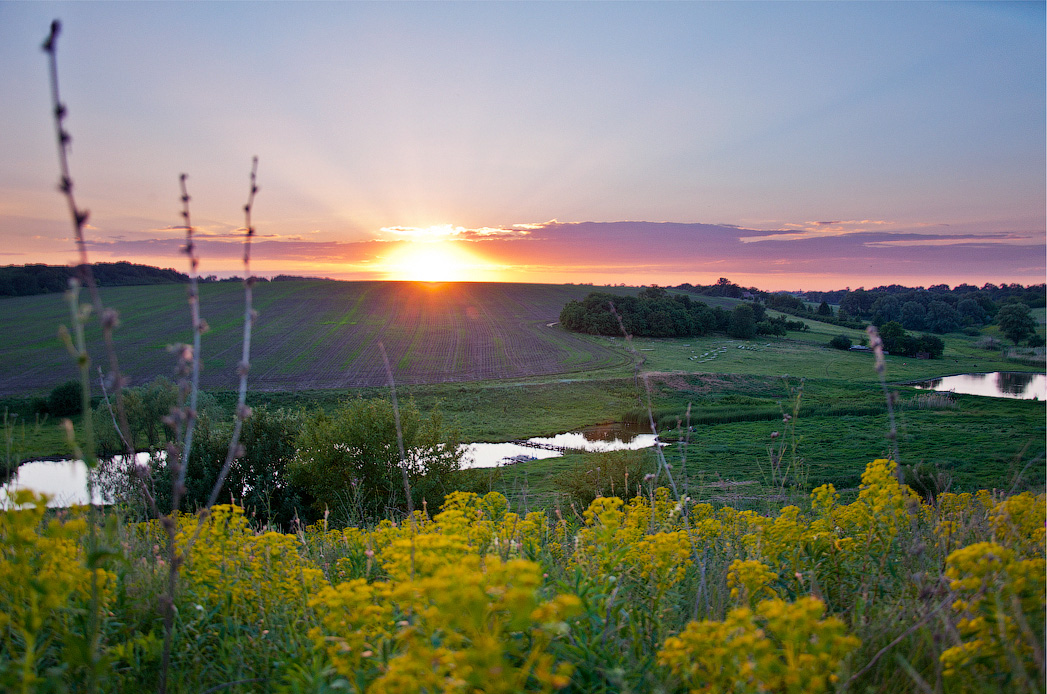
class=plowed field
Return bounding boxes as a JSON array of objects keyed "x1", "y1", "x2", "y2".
[{"x1": 0, "y1": 281, "x2": 637, "y2": 395}]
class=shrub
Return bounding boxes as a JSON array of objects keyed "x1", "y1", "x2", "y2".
[
  {"x1": 828, "y1": 334, "x2": 852, "y2": 350},
  {"x1": 46, "y1": 379, "x2": 82, "y2": 417},
  {"x1": 974, "y1": 335, "x2": 1002, "y2": 351},
  {"x1": 291, "y1": 397, "x2": 463, "y2": 524}
]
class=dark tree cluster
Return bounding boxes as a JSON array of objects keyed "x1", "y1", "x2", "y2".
[
  {"x1": 560, "y1": 287, "x2": 732, "y2": 338},
  {"x1": 771, "y1": 282, "x2": 1044, "y2": 336},
  {"x1": 877, "y1": 321, "x2": 945, "y2": 358},
  {"x1": 758, "y1": 314, "x2": 811, "y2": 337},
  {"x1": 560, "y1": 287, "x2": 809, "y2": 340},
  {"x1": 0, "y1": 262, "x2": 190, "y2": 297},
  {"x1": 675, "y1": 277, "x2": 760, "y2": 299}
]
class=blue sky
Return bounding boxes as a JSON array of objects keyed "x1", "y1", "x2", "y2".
[{"x1": 1, "y1": 1, "x2": 1043, "y2": 289}]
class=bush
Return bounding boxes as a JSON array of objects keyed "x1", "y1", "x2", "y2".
[
  {"x1": 47, "y1": 379, "x2": 82, "y2": 417},
  {"x1": 828, "y1": 334, "x2": 852, "y2": 350},
  {"x1": 291, "y1": 397, "x2": 463, "y2": 524},
  {"x1": 975, "y1": 335, "x2": 1002, "y2": 351}
]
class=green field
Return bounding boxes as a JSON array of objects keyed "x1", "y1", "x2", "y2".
[
  {"x1": 0, "y1": 281, "x2": 643, "y2": 396},
  {"x1": 2, "y1": 280, "x2": 1044, "y2": 496}
]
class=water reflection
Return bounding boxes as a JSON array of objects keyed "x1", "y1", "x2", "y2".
[
  {"x1": 0, "y1": 453, "x2": 153, "y2": 509},
  {"x1": 3, "y1": 425, "x2": 660, "y2": 505},
  {"x1": 912, "y1": 371, "x2": 1046, "y2": 400},
  {"x1": 461, "y1": 423, "x2": 660, "y2": 469},
  {"x1": 1, "y1": 460, "x2": 105, "y2": 508}
]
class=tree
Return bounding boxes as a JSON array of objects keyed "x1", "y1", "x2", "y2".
[
  {"x1": 878, "y1": 321, "x2": 907, "y2": 353},
  {"x1": 817, "y1": 301, "x2": 832, "y2": 317},
  {"x1": 926, "y1": 301, "x2": 962, "y2": 334},
  {"x1": 956, "y1": 298, "x2": 987, "y2": 326},
  {"x1": 871, "y1": 295, "x2": 901, "y2": 326},
  {"x1": 996, "y1": 303, "x2": 1036, "y2": 345},
  {"x1": 728, "y1": 304, "x2": 756, "y2": 339},
  {"x1": 839, "y1": 289, "x2": 874, "y2": 318},
  {"x1": 93, "y1": 376, "x2": 182, "y2": 458},
  {"x1": 900, "y1": 301, "x2": 927, "y2": 331},
  {"x1": 291, "y1": 398, "x2": 463, "y2": 524}
]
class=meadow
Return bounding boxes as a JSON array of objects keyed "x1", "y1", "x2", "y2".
[
  {"x1": 3, "y1": 280, "x2": 1044, "y2": 499},
  {"x1": 2, "y1": 279, "x2": 1045, "y2": 693}
]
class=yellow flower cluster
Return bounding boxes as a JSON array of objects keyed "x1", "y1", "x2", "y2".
[
  {"x1": 940, "y1": 541, "x2": 1046, "y2": 684},
  {"x1": 2, "y1": 459, "x2": 1042, "y2": 691},
  {"x1": 0, "y1": 491, "x2": 114, "y2": 686},
  {"x1": 175, "y1": 504, "x2": 325, "y2": 617},
  {"x1": 309, "y1": 510, "x2": 581, "y2": 692},
  {"x1": 728, "y1": 559, "x2": 778, "y2": 606},
  {"x1": 989, "y1": 491, "x2": 1046, "y2": 557},
  {"x1": 658, "y1": 596, "x2": 860, "y2": 694}
]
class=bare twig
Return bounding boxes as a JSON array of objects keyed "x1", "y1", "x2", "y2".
[
  {"x1": 171, "y1": 173, "x2": 205, "y2": 508},
  {"x1": 202, "y1": 157, "x2": 258, "y2": 512},
  {"x1": 43, "y1": 20, "x2": 133, "y2": 461}
]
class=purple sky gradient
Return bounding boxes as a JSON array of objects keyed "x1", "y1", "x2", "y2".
[{"x1": 1, "y1": 2, "x2": 1043, "y2": 290}]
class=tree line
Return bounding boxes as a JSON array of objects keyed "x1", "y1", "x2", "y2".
[
  {"x1": 0, "y1": 262, "x2": 190, "y2": 297},
  {"x1": 766, "y1": 283, "x2": 1045, "y2": 335}
]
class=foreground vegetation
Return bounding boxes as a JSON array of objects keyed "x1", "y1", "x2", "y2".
[
  {"x1": 9, "y1": 22, "x2": 1042, "y2": 692},
  {"x1": 3, "y1": 458, "x2": 1043, "y2": 692}
]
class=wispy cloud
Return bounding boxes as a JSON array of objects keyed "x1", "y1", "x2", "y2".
[{"x1": 379, "y1": 224, "x2": 531, "y2": 241}]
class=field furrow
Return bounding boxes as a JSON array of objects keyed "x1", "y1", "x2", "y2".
[{"x1": 0, "y1": 280, "x2": 639, "y2": 395}]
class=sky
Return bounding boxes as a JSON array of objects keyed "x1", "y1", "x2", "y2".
[{"x1": 1, "y1": 1, "x2": 1044, "y2": 291}]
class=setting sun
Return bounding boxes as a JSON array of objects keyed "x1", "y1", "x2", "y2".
[{"x1": 383, "y1": 241, "x2": 489, "y2": 283}]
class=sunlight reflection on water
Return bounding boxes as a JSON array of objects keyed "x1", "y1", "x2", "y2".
[
  {"x1": 1, "y1": 453, "x2": 152, "y2": 509},
  {"x1": 911, "y1": 371, "x2": 1046, "y2": 400}
]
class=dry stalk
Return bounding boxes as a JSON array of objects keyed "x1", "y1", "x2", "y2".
[
  {"x1": 42, "y1": 20, "x2": 134, "y2": 464},
  {"x1": 378, "y1": 341, "x2": 414, "y2": 518},
  {"x1": 170, "y1": 173, "x2": 205, "y2": 507},
  {"x1": 866, "y1": 324, "x2": 901, "y2": 470},
  {"x1": 607, "y1": 300, "x2": 710, "y2": 613}
]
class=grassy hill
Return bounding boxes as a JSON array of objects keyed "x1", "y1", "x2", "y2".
[
  {"x1": 0, "y1": 280, "x2": 644, "y2": 396},
  {"x1": 3, "y1": 279, "x2": 1043, "y2": 493}
]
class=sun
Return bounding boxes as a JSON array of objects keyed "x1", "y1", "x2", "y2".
[{"x1": 384, "y1": 241, "x2": 486, "y2": 283}]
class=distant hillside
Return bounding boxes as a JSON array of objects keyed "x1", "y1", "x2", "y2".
[
  {"x1": 0, "y1": 280, "x2": 641, "y2": 396},
  {"x1": 0, "y1": 262, "x2": 189, "y2": 297}
]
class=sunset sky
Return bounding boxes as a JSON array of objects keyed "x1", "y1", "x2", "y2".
[{"x1": 1, "y1": 1, "x2": 1044, "y2": 290}]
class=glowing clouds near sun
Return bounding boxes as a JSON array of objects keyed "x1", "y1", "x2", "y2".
[{"x1": 381, "y1": 240, "x2": 496, "y2": 283}]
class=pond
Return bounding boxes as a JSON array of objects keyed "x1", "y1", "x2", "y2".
[
  {"x1": 2, "y1": 424, "x2": 661, "y2": 506},
  {"x1": 0, "y1": 452, "x2": 158, "y2": 509},
  {"x1": 461, "y1": 422, "x2": 661, "y2": 469},
  {"x1": 910, "y1": 371, "x2": 1046, "y2": 401}
]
